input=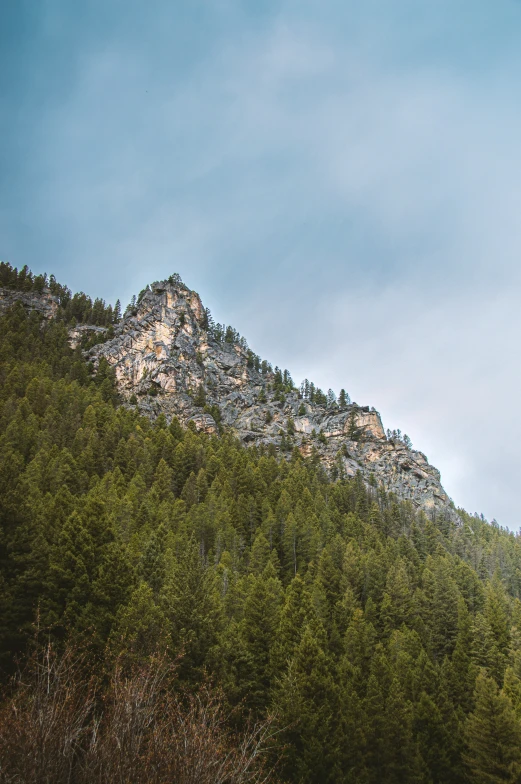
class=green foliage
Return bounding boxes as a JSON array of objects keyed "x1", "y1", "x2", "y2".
[
  {"x1": 338, "y1": 388, "x2": 350, "y2": 407},
  {"x1": 464, "y1": 672, "x2": 521, "y2": 783},
  {"x1": 347, "y1": 409, "x2": 361, "y2": 441},
  {"x1": 0, "y1": 261, "x2": 117, "y2": 325},
  {"x1": 161, "y1": 535, "x2": 221, "y2": 682},
  {"x1": 193, "y1": 384, "x2": 206, "y2": 407},
  {"x1": 2, "y1": 281, "x2": 521, "y2": 782}
]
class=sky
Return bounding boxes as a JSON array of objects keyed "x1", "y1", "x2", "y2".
[{"x1": 2, "y1": 0, "x2": 521, "y2": 528}]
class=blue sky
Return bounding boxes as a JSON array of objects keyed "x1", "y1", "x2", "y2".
[{"x1": 2, "y1": 1, "x2": 521, "y2": 527}]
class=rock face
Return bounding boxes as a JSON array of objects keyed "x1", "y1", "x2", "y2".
[
  {"x1": 0, "y1": 287, "x2": 59, "y2": 319},
  {"x1": 68, "y1": 324, "x2": 108, "y2": 349},
  {"x1": 84, "y1": 278, "x2": 456, "y2": 520},
  {"x1": 0, "y1": 278, "x2": 456, "y2": 519}
]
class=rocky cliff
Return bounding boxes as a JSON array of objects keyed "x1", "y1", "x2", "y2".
[
  {"x1": 0, "y1": 277, "x2": 456, "y2": 519},
  {"x1": 81, "y1": 277, "x2": 456, "y2": 521},
  {"x1": 0, "y1": 286, "x2": 60, "y2": 319}
]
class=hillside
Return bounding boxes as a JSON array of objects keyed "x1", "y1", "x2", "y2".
[
  {"x1": 1, "y1": 262, "x2": 521, "y2": 784},
  {"x1": 2, "y1": 267, "x2": 456, "y2": 520}
]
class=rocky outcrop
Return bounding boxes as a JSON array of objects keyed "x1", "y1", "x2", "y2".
[
  {"x1": 85, "y1": 278, "x2": 456, "y2": 520},
  {"x1": 0, "y1": 278, "x2": 456, "y2": 518},
  {"x1": 0, "y1": 287, "x2": 59, "y2": 319},
  {"x1": 68, "y1": 324, "x2": 108, "y2": 349}
]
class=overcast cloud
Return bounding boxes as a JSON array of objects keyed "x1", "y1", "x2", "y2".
[{"x1": 2, "y1": 0, "x2": 521, "y2": 527}]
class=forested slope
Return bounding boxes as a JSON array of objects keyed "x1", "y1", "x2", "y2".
[{"x1": 1, "y1": 272, "x2": 521, "y2": 783}]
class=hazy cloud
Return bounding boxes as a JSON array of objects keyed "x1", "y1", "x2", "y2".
[{"x1": 2, "y1": 0, "x2": 521, "y2": 525}]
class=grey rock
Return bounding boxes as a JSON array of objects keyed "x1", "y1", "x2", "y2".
[
  {"x1": 0, "y1": 287, "x2": 59, "y2": 319},
  {"x1": 0, "y1": 280, "x2": 457, "y2": 521},
  {"x1": 69, "y1": 325, "x2": 108, "y2": 349},
  {"x1": 88, "y1": 278, "x2": 457, "y2": 521}
]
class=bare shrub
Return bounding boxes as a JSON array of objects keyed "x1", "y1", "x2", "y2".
[
  {"x1": 0, "y1": 642, "x2": 96, "y2": 783},
  {"x1": 0, "y1": 645, "x2": 277, "y2": 784}
]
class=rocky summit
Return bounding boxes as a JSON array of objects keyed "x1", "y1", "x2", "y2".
[
  {"x1": 76, "y1": 276, "x2": 453, "y2": 521},
  {"x1": 0, "y1": 275, "x2": 456, "y2": 519}
]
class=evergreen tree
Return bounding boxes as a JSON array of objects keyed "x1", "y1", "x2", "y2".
[
  {"x1": 4, "y1": 273, "x2": 521, "y2": 781},
  {"x1": 161, "y1": 536, "x2": 221, "y2": 682},
  {"x1": 338, "y1": 388, "x2": 350, "y2": 407},
  {"x1": 139, "y1": 524, "x2": 167, "y2": 595},
  {"x1": 423, "y1": 558, "x2": 460, "y2": 659},
  {"x1": 347, "y1": 409, "x2": 360, "y2": 441},
  {"x1": 327, "y1": 389, "x2": 337, "y2": 408},
  {"x1": 109, "y1": 581, "x2": 168, "y2": 664},
  {"x1": 271, "y1": 573, "x2": 317, "y2": 676},
  {"x1": 276, "y1": 625, "x2": 338, "y2": 783},
  {"x1": 414, "y1": 690, "x2": 458, "y2": 784},
  {"x1": 464, "y1": 671, "x2": 521, "y2": 784},
  {"x1": 237, "y1": 562, "x2": 283, "y2": 712},
  {"x1": 382, "y1": 678, "x2": 423, "y2": 784},
  {"x1": 380, "y1": 559, "x2": 415, "y2": 634}
]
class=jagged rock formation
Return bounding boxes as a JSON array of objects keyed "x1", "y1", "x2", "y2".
[
  {"x1": 0, "y1": 277, "x2": 456, "y2": 519},
  {"x1": 82, "y1": 278, "x2": 456, "y2": 520},
  {"x1": 0, "y1": 286, "x2": 59, "y2": 319}
]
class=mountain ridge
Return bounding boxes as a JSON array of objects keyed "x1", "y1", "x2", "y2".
[
  {"x1": 93, "y1": 276, "x2": 456, "y2": 521},
  {"x1": 4, "y1": 263, "x2": 521, "y2": 784},
  {"x1": 0, "y1": 271, "x2": 457, "y2": 521}
]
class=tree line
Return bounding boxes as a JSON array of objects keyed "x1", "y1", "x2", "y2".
[
  {"x1": 0, "y1": 261, "x2": 120, "y2": 327},
  {"x1": 1, "y1": 275, "x2": 521, "y2": 782}
]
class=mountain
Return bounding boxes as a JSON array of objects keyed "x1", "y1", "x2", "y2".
[
  {"x1": 79, "y1": 276, "x2": 454, "y2": 521},
  {"x1": 2, "y1": 262, "x2": 521, "y2": 784},
  {"x1": 0, "y1": 273, "x2": 456, "y2": 518}
]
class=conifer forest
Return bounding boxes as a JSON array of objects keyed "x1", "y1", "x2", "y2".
[{"x1": 1, "y1": 265, "x2": 521, "y2": 783}]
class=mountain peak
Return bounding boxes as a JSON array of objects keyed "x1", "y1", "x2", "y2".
[
  {"x1": 0, "y1": 266, "x2": 455, "y2": 520},
  {"x1": 83, "y1": 276, "x2": 456, "y2": 521}
]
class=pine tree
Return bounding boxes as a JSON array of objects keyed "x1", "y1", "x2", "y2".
[
  {"x1": 193, "y1": 384, "x2": 206, "y2": 407},
  {"x1": 380, "y1": 559, "x2": 415, "y2": 635},
  {"x1": 414, "y1": 690, "x2": 457, "y2": 784},
  {"x1": 347, "y1": 409, "x2": 360, "y2": 441},
  {"x1": 139, "y1": 524, "x2": 167, "y2": 595},
  {"x1": 249, "y1": 531, "x2": 271, "y2": 576},
  {"x1": 238, "y1": 562, "x2": 282, "y2": 712},
  {"x1": 364, "y1": 668, "x2": 389, "y2": 780},
  {"x1": 464, "y1": 671, "x2": 521, "y2": 783},
  {"x1": 313, "y1": 549, "x2": 343, "y2": 643},
  {"x1": 503, "y1": 652, "x2": 521, "y2": 720},
  {"x1": 271, "y1": 573, "x2": 316, "y2": 676},
  {"x1": 85, "y1": 539, "x2": 136, "y2": 646},
  {"x1": 444, "y1": 597, "x2": 476, "y2": 711},
  {"x1": 484, "y1": 579, "x2": 510, "y2": 676},
  {"x1": 109, "y1": 581, "x2": 168, "y2": 664},
  {"x1": 327, "y1": 389, "x2": 337, "y2": 408},
  {"x1": 343, "y1": 607, "x2": 377, "y2": 691},
  {"x1": 423, "y1": 558, "x2": 460, "y2": 660},
  {"x1": 161, "y1": 535, "x2": 221, "y2": 682},
  {"x1": 338, "y1": 388, "x2": 350, "y2": 407},
  {"x1": 44, "y1": 511, "x2": 96, "y2": 632},
  {"x1": 382, "y1": 678, "x2": 423, "y2": 784},
  {"x1": 472, "y1": 613, "x2": 504, "y2": 684},
  {"x1": 275, "y1": 625, "x2": 338, "y2": 783}
]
